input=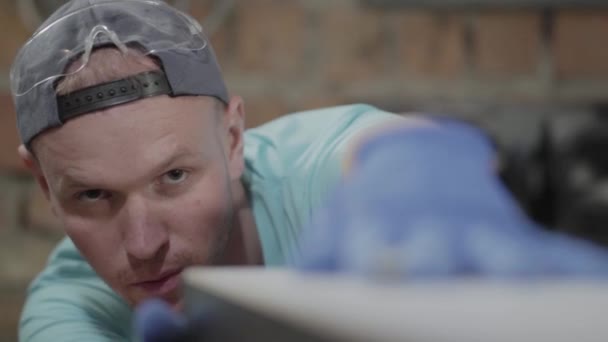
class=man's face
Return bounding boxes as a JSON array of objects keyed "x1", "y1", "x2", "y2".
[{"x1": 30, "y1": 95, "x2": 243, "y2": 308}]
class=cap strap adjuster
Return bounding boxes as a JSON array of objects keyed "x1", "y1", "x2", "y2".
[{"x1": 56, "y1": 70, "x2": 172, "y2": 122}]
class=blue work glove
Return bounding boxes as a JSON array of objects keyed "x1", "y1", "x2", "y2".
[
  {"x1": 134, "y1": 299, "x2": 213, "y2": 342},
  {"x1": 134, "y1": 299, "x2": 187, "y2": 342},
  {"x1": 293, "y1": 120, "x2": 608, "y2": 279}
]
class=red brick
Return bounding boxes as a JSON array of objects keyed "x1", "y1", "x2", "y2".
[
  {"x1": 322, "y1": 7, "x2": 389, "y2": 84},
  {"x1": 554, "y1": 10, "x2": 608, "y2": 79},
  {"x1": 0, "y1": 94, "x2": 25, "y2": 172},
  {"x1": 0, "y1": 2, "x2": 32, "y2": 72},
  {"x1": 396, "y1": 11, "x2": 468, "y2": 79},
  {"x1": 25, "y1": 186, "x2": 63, "y2": 235},
  {"x1": 294, "y1": 96, "x2": 346, "y2": 112},
  {"x1": 0, "y1": 191, "x2": 8, "y2": 232},
  {"x1": 186, "y1": 1, "x2": 214, "y2": 20},
  {"x1": 234, "y1": 0, "x2": 306, "y2": 77},
  {"x1": 0, "y1": 289, "x2": 22, "y2": 342},
  {"x1": 475, "y1": 11, "x2": 542, "y2": 77},
  {"x1": 243, "y1": 96, "x2": 288, "y2": 128},
  {"x1": 0, "y1": 176, "x2": 30, "y2": 232},
  {"x1": 186, "y1": 2, "x2": 232, "y2": 66}
]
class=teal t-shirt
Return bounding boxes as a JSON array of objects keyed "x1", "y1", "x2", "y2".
[{"x1": 19, "y1": 104, "x2": 399, "y2": 341}]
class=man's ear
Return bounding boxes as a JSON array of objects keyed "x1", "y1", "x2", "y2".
[
  {"x1": 18, "y1": 144, "x2": 50, "y2": 200},
  {"x1": 223, "y1": 96, "x2": 245, "y2": 181}
]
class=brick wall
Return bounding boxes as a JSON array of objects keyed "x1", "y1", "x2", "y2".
[
  {"x1": 1, "y1": 1, "x2": 608, "y2": 339},
  {"x1": 3, "y1": 1, "x2": 608, "y2": 236}
]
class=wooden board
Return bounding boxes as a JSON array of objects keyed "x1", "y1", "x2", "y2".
[{"x1": 184, "y1": 267, "x2": 608, "y2": 342}]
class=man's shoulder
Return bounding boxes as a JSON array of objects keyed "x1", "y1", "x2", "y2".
[
  {"x1": 245, "y1": 103, "x2": 383, "y2": 137},
  {"x1": 242, "y1": 103, "x2": 400, "y2": 184},
  {"x1": 241, "y1": 104, "x2": 398, "y2": 265},
  {"x1": 243, "y1": 104, "x2": 398, "y2": 154},
  {"x1": 29, "y1": 237, "x2": 111, "y2": 290}
]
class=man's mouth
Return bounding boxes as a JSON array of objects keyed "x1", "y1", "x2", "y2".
[{"x1": 132, "y1": 268, "x2": 183, "y2": 296}]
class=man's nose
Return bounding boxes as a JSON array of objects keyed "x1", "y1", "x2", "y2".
[{"x1": 121, "y1": 195, "x2": 169, "y2": 261}]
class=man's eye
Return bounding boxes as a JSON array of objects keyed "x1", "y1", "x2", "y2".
[
  {"x1": 162, "y1": 169, "x2": 189, "y2": 185},
  {"x1": 77, "y1": 189, "x2": 109, "y2": 202}
]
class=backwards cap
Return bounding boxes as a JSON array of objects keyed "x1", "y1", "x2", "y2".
[{"x1": 10, "y1": 0, "x2": 229, "y2": 146}]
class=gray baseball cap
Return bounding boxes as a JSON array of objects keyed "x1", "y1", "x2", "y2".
[{"x1": 10, "y1": 0, "x2": 229, "y2": 146}]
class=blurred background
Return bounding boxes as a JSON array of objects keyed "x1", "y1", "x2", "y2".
[{"x1": 2, "y1": 0, "x2": 608, "y2": 340}]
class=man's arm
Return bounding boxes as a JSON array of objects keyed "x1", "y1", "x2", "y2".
[{"x1": 20, "y1": 238, "x2": 133, "y2": 342}]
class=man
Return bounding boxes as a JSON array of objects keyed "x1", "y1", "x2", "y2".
[
  {"x1": 11, "y1": 1, "x2": 429, "y2": 340},
  {"x1": 12, "y1": 1, "x2": 608, "y2": 341}
]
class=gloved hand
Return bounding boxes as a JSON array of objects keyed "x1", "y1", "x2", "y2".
[
  {"x1": 293, "y1": 119, "x2": 608, "y2": 279},
  {"x1": 134, "y1": 299, "x2": 188, "y2": 342},
  {"x1": 134, "y1": 298, "x2": 213, "y2": 342}
]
